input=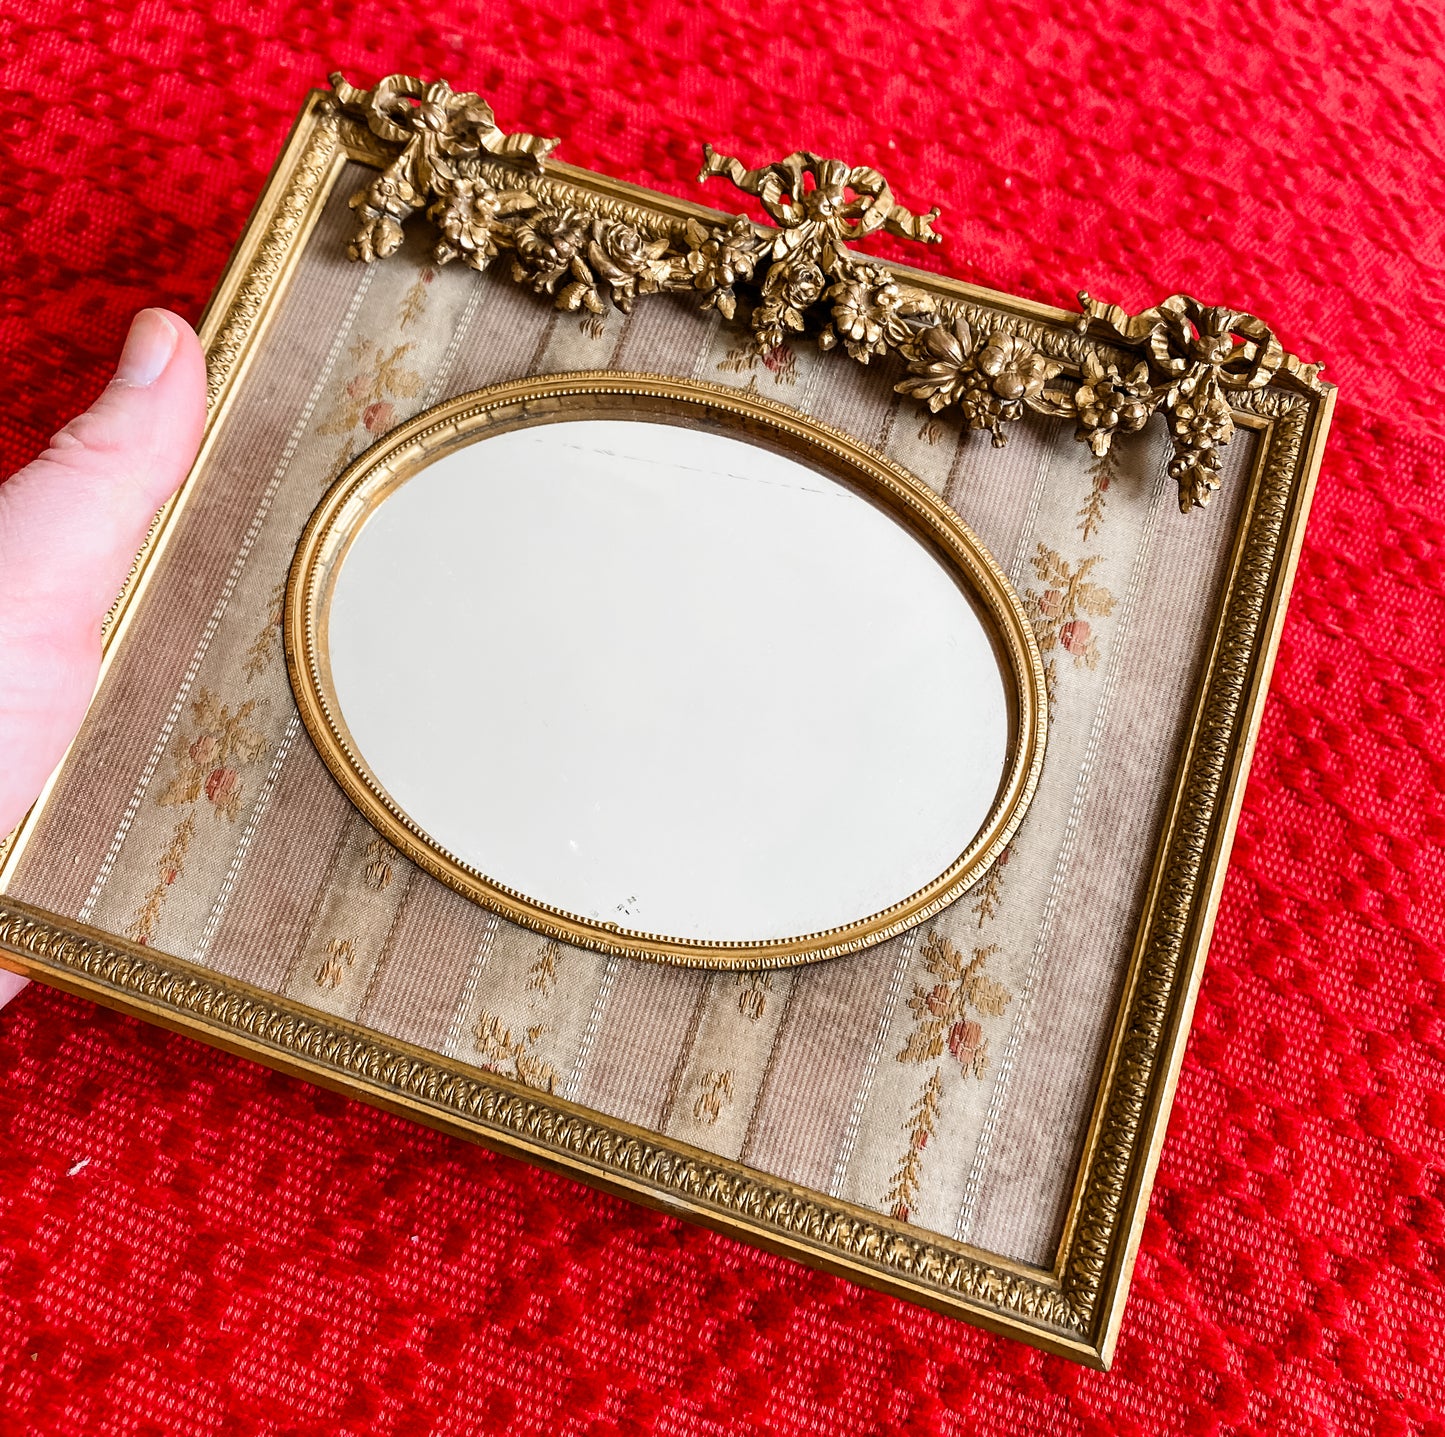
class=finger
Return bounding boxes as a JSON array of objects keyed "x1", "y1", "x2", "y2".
[
  {"x1": 0, "y1": 969, "x2": 27, "y2": 1010},
  {"x1": 0, "y1": 309, "x2": 208, "y2": 845}
]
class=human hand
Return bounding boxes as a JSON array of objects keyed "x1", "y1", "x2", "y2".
[{"x1": 0, "y1": 309, "x2": 208, "y2": 1009}]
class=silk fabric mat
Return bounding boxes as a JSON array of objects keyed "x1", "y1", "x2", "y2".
[
  {"x1": 4, "y1": 165, "x2": 1257, "y2": 1266},
  {"x1": 1, "y1": 2, "x2": 1443, "y2": 1433}
]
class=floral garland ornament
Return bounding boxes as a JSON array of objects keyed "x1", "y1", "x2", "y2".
[
  {"x1": 1037, "y1": 294, "x2": 1289, "y2": 511},
  {"x1": 895, "y1": 318, "x2": 1063, "y2": 447},
  {"x1": 334, "y1": 72, "x2": 674, "y2": 314},
  {"x1": 695, "y1": 146, "x2": 942, "y2": 358},
  {"x1": 692, "y1": 151, "x2": 1076, "y2": 448},
  {"x1": 331, "y1": 72, "x2": 558, "y2": 264},
  {"x1": 508, "y1": 207, "x2": 672, "y2": 315},
  {"x1": 329, "y1": 73, "x2": 1319, "y2": 514}
]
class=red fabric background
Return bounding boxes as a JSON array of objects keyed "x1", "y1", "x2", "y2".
[{"x1": 2, "y1": 2, "x2": 1444, "y2": 1432}]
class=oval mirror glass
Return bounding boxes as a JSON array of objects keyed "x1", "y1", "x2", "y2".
[{"x1": 289, "y1": 375, "x2": 1044, "y2": 967}]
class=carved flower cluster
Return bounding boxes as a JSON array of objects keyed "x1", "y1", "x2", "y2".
[
  {"x1": 510, "y1": 208, "x2": 672, "y2": 314},
  {"x1": 679, "y1": 216, "x2": 761, "y2": 318},
  {"x1": 897, "y1": 319, "x2": 1062, "y2": 446},
  {"x1": 348, "y1": 172, "x2": 421, "y2": 263},
  {"x1": 1069, "y1": 294, "x2": 1290, "y2": 511},
  {"x1": 1048, "y1": 351, "x2": 1154, "y2": 457},
  {"x1": 1166, "y1": 371, "x2": 1235, "y2": 508},
  {"x1": 818, "y1": 271, "x2": 933, "y2": 363},
  {"x1": 430, "y1": 179, "x2": 538, "y2": 269},
  {"x1": 754, "y1": 248, "x2": 828, "y2": 352}
]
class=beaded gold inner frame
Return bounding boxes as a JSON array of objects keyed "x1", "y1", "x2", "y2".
[
  {"x1": 287, "y1": 372, "x2": 1047, "y2": 969},
  {"x1": 0, "y1": 80, "x2": 1336, "y2": 1368}
]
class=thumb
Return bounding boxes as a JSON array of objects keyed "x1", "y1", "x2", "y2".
[{"x1": 0, "y1": 309, "x2": 207, "y2": 1004}]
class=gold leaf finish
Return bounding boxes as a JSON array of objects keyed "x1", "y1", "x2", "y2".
[{"x1": 1066, "y1": 293, "x2": 1321, "y2": 510}]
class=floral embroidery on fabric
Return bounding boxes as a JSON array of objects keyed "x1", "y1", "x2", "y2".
[
  {"x1": 124, "y1": 690, "x2": 268, "y2": 944},
  {"x1": 315, "y1": 937, "x2": 358, "y2": 989},
  {"x1": 124, "y1": 813, "x2": 196, "y2": 946},
  {"x1": 970, "y1": 844, "x2": 1011, "y2": 928},
  {"x1": 471, "y1": 940, "x2": 569, "y2": 1095},
  {"x1": 156, "y1": 690, "x2": 269, "y2": 822},
  {"x1": 885, "y1": 1070, "x2": 942, "y2": 1223},
  {"x1": 473, "y1": 1011, "x2": 560, "y2": 1093},
  {"x1": 716, "y1": 339, "x2": 798, "y2": 387},
  {"x1": 1077, "y1": 448, "x2": 1116, "y2": 544},
  {"x1": 885, "y1": 935, "x2": 1012, "y2": 1221},
  {"x1": 398, "y1": 266, "x2": 434, "y2": 329},
  {"x1": 362, "y1": 838, "x2": 397, "y2": 891},
  {"x1": 693, "y1": 1070, "x2": 734, "y2": 1126},
  {"x1": 897, "y1": 936, "x2": 1011, "y2": 1073},
  {"x1": 316, "y1": 338, "x2": 423, "y2": 438},
  {"x1": 1023, "y1": 544, "x2": 1117, "y2": 678},
  {"x1": 242, "y1": 581, "x2": 286, "y2": 682},
  {"x1": 526, "y1": 939, "x2": 561, "y2": 996},
  {"x1": 735, "y1": 970, "x2": 773, "y2": 1022},
  {"x1": 916, "y1": 414, "x2": 947, "y2": 446}
]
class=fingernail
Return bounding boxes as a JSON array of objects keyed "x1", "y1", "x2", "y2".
[{"x1": 113, "y1": 309, "x2": 179, "y2": 387}]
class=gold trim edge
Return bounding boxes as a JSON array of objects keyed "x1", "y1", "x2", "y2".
[
  {"x1": 285, "y1": 371, "x2": 1048, "y2": 969},
  {"x1": 0, "y1": 897, "x2": 1099, "y2": 1364},
  {"x1": 1059, "y1": 382, "x2": 1330, "y2": 1360}
]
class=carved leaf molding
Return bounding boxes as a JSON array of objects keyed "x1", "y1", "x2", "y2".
[{"x1": 330, "y1": 72, "x2": 1324, "y2": 513}]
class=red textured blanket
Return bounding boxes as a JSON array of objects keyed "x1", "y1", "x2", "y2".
[{"x1": 2, "y1": 3, "x2": 1443, "y2": 1432}]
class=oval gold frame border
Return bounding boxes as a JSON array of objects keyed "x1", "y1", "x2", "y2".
[{"x1": 285, "y1": 371, "x2": 1048, "y2": 970}]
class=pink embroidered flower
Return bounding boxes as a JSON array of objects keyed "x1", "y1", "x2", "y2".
[
  {"x1": 948, "y1": 1019, "x2": 983, "y2": 1067},
  {"x1": 362, "y1": 401, "x2": 394, "y2": 432},
  {"x1": 925, "y1": 983, "x2": 952, "y2": 1016},
  {"x1": 1036, "y1": 588, "x2": 1064, "y2": 621},
  {"x1": 188, "y1": 733, "x2": 217, "y2": 766},
  {"x1": 204, "y1": 767, "x2": 238, "y2": 808},
  {"x1": 761, "y1": 344, "x2": 793, "y2": 374},
  {"x1": 1060, "y1": 619, "x2": 1093, "y2": 656}
]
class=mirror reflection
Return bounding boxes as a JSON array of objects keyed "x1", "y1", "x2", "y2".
[{"x1": 324, "y1": 418, "x2": 1010, "y2": 944}]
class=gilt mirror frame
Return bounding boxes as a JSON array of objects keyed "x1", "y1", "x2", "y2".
[{"x1": 0, "y1": 76, "x2": 1336, "y2": 1367}]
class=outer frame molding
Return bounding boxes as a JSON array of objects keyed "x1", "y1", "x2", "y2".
[{"x1": 0, "y1": 86, "x2": 1337, "y2": 1367}]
